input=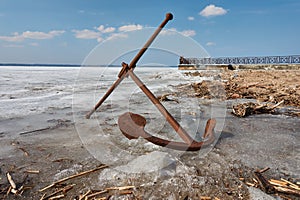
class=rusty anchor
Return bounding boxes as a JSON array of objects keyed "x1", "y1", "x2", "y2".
[{"x1": 86, "y1": 13, "x2": 217, "y2": 151}]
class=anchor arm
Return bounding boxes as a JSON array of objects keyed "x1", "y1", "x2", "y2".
[
  {"x1": 127, "y1": 69, "x2": 195, "y2": 144},
  {"x1": 86, "y1": 63, "x2": 129, "y2": 119},
  {"x1": 118, "y1": 112, "x2": 216, "y2": 151}
]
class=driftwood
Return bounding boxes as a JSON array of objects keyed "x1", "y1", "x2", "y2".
[
  {"x1": 85, "y1": 190, "x2": 108, "y2": 199},
  {"x1": 18, "y1": 147, "x2": 29, "y2": 156},
  {"x1": 25, "y1": 170, "x2": 40, "y2": 174},
  {"x1": 273, "y1": 186, "x2": 300, "y2": 196},
  {"x1": 240, "y1": 168, "x2": 300, "y2": 198},
  {"x1": 39, "y1": 165, "x2": 108, "y2": 192},
  {"x1": 80, "y1": 186, "x2": 135, "y2": 200},
  {"x1": 48, "y1": 194, "x2": 65, "y2": 200},
  {"x1": 19, "y1": 127, "x2": 51, "y2": 135},
  {"x1": 254, "y1": 171, "x2": 275, "y2": 194},
  {"x1": 6, "y1": 173, "x2": 17, "y2": 190},
  {"x1": 6, "y1": 172, "x2": 28, "y2": 195},
  {"x1": 79, "y1": 190, "x2": 92, "y2": 200},
  {"x1": 41, "y1": 184, "x2": 74, "y2": 200},
  {"x1": 232, "y1": 100, "x2": 284, "y2": 117},
  {"x1": 258, "y1": 167, "x2": 270, "y2": 173},
  {"x1": 157, "y1": 93, "x2": 179, "y2": 103}
]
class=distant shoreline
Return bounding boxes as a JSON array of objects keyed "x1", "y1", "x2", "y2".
[{"x1": 0, "y1": 63, "x2": 178, "y2": 68}]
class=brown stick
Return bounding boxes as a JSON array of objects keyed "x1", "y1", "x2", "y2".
[
  {"x1": 39, "y1": 165, "x2": 108, "y2": 192},
  {"x1": 25, "y1": 170, "x2": 40, "y2": 174},
  {"x1": 254, "y1": 171, "x2": 275, "y2": 194},
  {"x1": 106, "y1": 186, "x2": 135, "y2": 191},
  {"x1": 274, "y1": 186, "x2": 300, "y2": 196},
  {"x1": 280, "y1": 178, "x2": 300, "y2": 190},
  {"x1": 42, "y1": 184, "x2": 74, "y2": 200},
  {"x1": 258, "y1": 167, "x2": 270, "y2": 173},
  {"x1": 79, "y1": 189, "x2": 92, "y2": 200},
  {"x1": 19, "y1": 127, "x2": 51, "y2": 135},
  {"x1": 6, "y1": 173, "x2": 17, "y2": 189},
  {"x1": 85, "y1": 189, "x2": 108, "y2": 199},
  {"x1": 48, "y1": 194, "x2": 65, "y2": 200}
]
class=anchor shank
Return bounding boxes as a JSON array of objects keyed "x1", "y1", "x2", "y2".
[
  {"x1": 86, "y1": 13, "x2": 173, "y2": 118},
  {"x1": 129, "y1": 13, "x2": 173, "y2": 70},
  {"x1": 128, "y1": 70, "x2": 194, "y2": 144}
]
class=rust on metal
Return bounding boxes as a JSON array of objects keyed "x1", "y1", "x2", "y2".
[
  {"x1": 86, "y1": 13, "x2": 173, "y2": 119},
  {"x1": 118, "y1": 112, "x2": 216, "y2": 151},
  {"x1": 86, "y1": 13, "x2": 217, "y2": 151}
]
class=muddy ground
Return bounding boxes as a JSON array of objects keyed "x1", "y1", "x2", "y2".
[{"x1": 0, "y1": 69, "x2": 299, "y2": 199}]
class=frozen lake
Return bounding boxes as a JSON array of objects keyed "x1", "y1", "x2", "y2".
[{"x1": 0, "y1": 66, "x2": 299, "y2": 199}]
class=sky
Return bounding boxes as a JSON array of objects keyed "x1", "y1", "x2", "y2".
[{"x1": 0, "y1": 0, "x2": 300, "y2": 65}]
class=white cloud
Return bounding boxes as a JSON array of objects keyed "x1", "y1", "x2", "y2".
[
  {"x1": 118, "y1": 24, "x2": 143, "y2": 32},
  {"x1": 200, "y1": 4, "x2": 227, "y2": 17},
  {"x1": 181, "y1": 30, "x2": 196, "y2": 37},
  {"x1": 160, "y1": 28, "x2": 177, "y2": 36},
  {"x1": 206, "y1": 42, "x2": 216, "y2": 46},
  {"x1": 0, "y1": 34, "x2": 24, "y2": 42},
  {"x1": 0, "y1": 30, "x2": 65, "y2": 42},
  {"x1": 107, "y1": 33, "x2": 128, "y2": 41},
  {"x1": 23, "y1": 30, "x2": 65, "y2": 39},
  {"x1": 72, "y1": 29, "x2": 101, "y2": 39},
  {"x1": 96, "y1": 25, "x2": 116, "y2": 33},
  {"x1": 188, "y1": 16, "x2": 195, "y2": 21},
  {"x1": 161, "y1": 28, "x2": 196, "y2": 37}
]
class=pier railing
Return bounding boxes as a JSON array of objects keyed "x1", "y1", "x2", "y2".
[{"x1": 179, "y1": 55, "x2": 300, "y2": 65}]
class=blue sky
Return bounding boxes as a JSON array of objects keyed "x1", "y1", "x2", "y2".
[{"x1": 0, "y1": 0, "x2": 299, "y2": 65}]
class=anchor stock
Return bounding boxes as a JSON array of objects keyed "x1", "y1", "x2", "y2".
[{"x1": 86, "y1": 13, "x2": 217, "y2": 151}]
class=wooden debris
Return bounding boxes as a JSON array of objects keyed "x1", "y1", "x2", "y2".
[
  {"x1": 157, "y1": 93, "x2": 179, "y2": 103},
  {"x1": 5, "y1": 172, "x2": 30, "y2": 196},
  {"x1": 48, "y1": 194, "x2": 65, "y2": 200},
  {"x1": 239, "y1": 167, "x2": 300, "y2": 198},
  {"x1": 6, "y1": 173, "x2": 17, "y2": 190},
  {"x1": 106, "y1": 186, "x2": 135, "y2": 191},
  {"x1": 245, "y1": 182, "x2": 255, "y2": 187},
  {"x1": 82, "y1": 186, "x2": 135, "y2": 200},
  {"x1": 18, "y1": 147, "x2": 29, "y2": 156},
  {"x1": 273, "y1": 186, "x2": 300, "y2": 196},
  {"x1": 6, "y1": 186, "x2": 12, "y2": 195},
  {"x1": 200, "y1": 196, "x2": 211, "y2": 200},
  {"x1": 79, "y1": 190, "x2": 92, "y2": 200},
  {"x1": 232, "y1": 100, "x2": 284, "y2": 117},
  {"x1": 119, "y1": 190, "x2": 133, "y2": 195},
  {"x1": 222, "y1": 70, "x2": 300, "y2": 109},
  {"x1": 39, "y1": 165, "x2": 108, "y2": 192},
  {"x1": 41, "y1": 184, "x2": 74, "y2": 200},
  {"x1": 253, "y1": 171, "x2": 275, "y2": 194},
  {"x1": 85, "y1": 189, "x2": 108, "y2": 199},
  {"x1": 25, "y1": 170, "x2": 40, "y2": 174},
  {"x1": 19, "y1": 127, "x2": 51, "y2": 135},
  {"x1": 258, "y1": 167, "x2": 270, "y2": 173},
  {"x1": 40, "y1": 193, "x2": 46, "y2": 200},
  {"x1": 280, "y1": 178, "x2": 300, "y2": 190}
]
